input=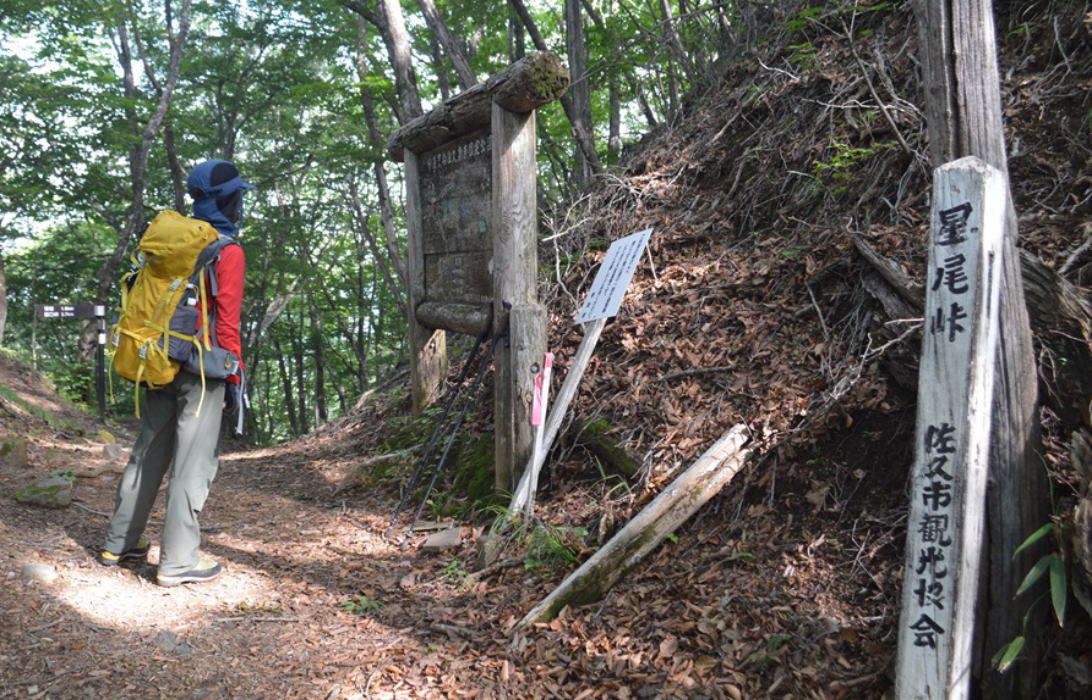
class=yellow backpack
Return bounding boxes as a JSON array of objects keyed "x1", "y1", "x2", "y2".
[{"x1": 110, "y1": 210, "x2": 230, "y2": 413}]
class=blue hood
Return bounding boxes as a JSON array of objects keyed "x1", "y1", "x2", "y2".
[{"x1": 187, "y1": 159, "x2": 255, "y2": 237}]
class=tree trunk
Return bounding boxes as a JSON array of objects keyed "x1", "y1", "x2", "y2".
[
  {"x1": 508, "y1": 0, "x2": 602, "y2": 176},
  {"x1": 309, "y1": 299, "x2": 328, "y2": 425},
  {"x1": 291, "y1": 320, "x2": 310, "y2": 434},
  {"x1": 377, "y1": 0, "x2": 424, "y2": 122},
  {"x1": 427, "y1": 31, "x2": 452, "y2": 102},
  {"x1": 915, "y1": 2, "x2": 1046, "y2": 696},
  {"x1": 273, "y1": 336, "x2": 299, "y2": 436},
  {"x1": 508, "y1": 12, "x2": 525, "y2": 62},
  {"x1": 564, "y1": 0, "x2": 594, "y2": 186},
  {"x1": 347, "y1": 172, "x2": 406, "y2": 317},
  {"x1": 94, "y1": 0, "x2": 192, "y2": 306},
  {"x1": 163, "y1": 120, "x2": 186, "y2": 212},
  {"x1": 355, "y1": 17, "x2": 408, "y2": 293},
  {"x1": 0, "y1": 251, "x2": 7, "y2": 345},
  {"x1": 417, "y1": 0, "x2": 477, "y2": 90}
]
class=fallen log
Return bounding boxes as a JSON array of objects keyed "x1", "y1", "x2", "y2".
[
  {"x1": 569, "y1": 418, "x2": 641, "y2": 478},
  {"x1": 387, "y1": 51, "x2": 569, "y2": 161},
  {"x1": 514, "y1": 424, "x2": 751, "y2": 630}
]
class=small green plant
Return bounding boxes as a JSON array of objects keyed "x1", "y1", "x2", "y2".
[
  {"x1": 787, "y1": 41, "x2": 818, "y2": 70},
  {"x1": 46, "y1": 469, "x2": 75, "y2": 482},
  {"x1": 745, "y1": 633, "x2": 793, "y2": 669},
  {"x1": 340, "y1": 594, "x2": 384, "y2": 614},
  {"x1": 525, "y1": 524, "x2": 588, "y2": 571},
  {"x1": 812, "y1": 142, "x2": 894, "y2": 186},
  {"x1": 992, "y1": 522, "x2": 1068, "y2": 672},
  {"x1": 442, "y1": 555, "x2": 467, "y2": 581},
  {"x1": 786, "y1": 6, "x2": 825, "y2": 33}
]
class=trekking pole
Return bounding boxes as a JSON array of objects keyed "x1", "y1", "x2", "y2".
[
  {"x1": 405, "y1": 327, "x2": 505, "y2": 537},
  {"x1": 389, "y1": 325, "x2": 491, "y2": 527}
]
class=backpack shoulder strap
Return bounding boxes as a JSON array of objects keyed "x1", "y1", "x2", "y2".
[{"x1": 192, "y1": 235, "x2": 240, "y2": 296}]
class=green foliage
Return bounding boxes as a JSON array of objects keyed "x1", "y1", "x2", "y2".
[
  {"x1": 0, "y1": 0, "x2": 804, "y2": 442},
  {"x1": 994, "y1": 521, "x2": 1082, "y2": 673},
  {"x1": 441, "y1": 555, "x2": 468, "y2": 581},
  {"x1": 340, "y1": 594, "x2": 384, "y2": 614},
  {"x1": 744, "y1": 633, "x2": 793, "y2": 669},
  {"x1": 524, "y1": 523, "x2": 588, "y2": 571},
  {"x1": 786, "y1": 7, "x2": 827, "y2": 33},
  {"x1": 787, "y1": 41, "x2": 819, "y2": 70}
]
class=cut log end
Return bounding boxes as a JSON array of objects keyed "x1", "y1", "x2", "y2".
[{"x1": 388, "y1": 51, "x2": 569, "y2": 161}]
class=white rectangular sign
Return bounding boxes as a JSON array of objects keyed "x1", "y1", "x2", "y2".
[{"x1": 575, "y1": 228, "x2": 652, "y2": 324}]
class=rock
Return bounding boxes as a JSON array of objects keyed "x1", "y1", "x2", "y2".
[
  {"x1": 21, "y1": 562, "x2": 58, "y2": 585},
  {"x1": 154, "y1": 630, "x2": 194, "y2": 657},
  {"x1": 12, "y1": 474, "x2": 74, "y2": 508},
  {"x1": 422, "y1": 527, "x2": 463, "y2": 552},
  {"x1": 0, "y1": 438, "x2": 29, "y2": 469},
  {"x1": 102, "y1": 443, "x2": 125, "y2": 460},
  {"x1": 476, "y1": 533, "x2": 503, "y2": 569}
]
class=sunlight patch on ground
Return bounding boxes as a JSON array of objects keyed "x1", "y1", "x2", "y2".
[{"x1": 51, "y1": 546, "x2": 276, "y2": 630}]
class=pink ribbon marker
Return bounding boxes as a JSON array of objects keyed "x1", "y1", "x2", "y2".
[{"x1": 531, "y1": 353, "x2": 554, "y2": 426}]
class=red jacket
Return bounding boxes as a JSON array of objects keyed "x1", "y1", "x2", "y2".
[{"x1": 198, "y1": 243, "x2": 246, "y2": 384}]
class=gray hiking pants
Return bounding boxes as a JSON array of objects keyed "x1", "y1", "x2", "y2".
[{"x1": 104, "y1": 372, "x2": 225, "y2": 576}]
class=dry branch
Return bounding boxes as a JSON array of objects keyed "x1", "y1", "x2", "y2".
[
  {"x1": 852, "y1": 234, "x2": 922, "y2": 311},
  {"x1": 514, "y1": 424, "x2": 750, "y2": 631}
]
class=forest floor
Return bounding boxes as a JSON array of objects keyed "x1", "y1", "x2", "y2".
[{"x1": 0, "y1": 349, "x2": 910, "y2": 698}]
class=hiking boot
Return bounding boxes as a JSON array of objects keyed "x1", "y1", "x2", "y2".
[
  {"x1": 156, "y1": 558, "x2": 222, "y2": 587},
  {"x1": 95, "y1": 536, "x2": 151, "y2": 567}
]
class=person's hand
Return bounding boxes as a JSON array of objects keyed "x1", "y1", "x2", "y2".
[{"x1": 224, "y1": 382, "x2": 241, "y2": 416}]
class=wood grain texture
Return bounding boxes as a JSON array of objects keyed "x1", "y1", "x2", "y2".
[
  {"x1": 492, "y1": 103, "x2": 542, "y2": 494},
  {"x1": 915, "y1": 3, "x2": 1046, "y2": 695},
  {"x1": 388, "y1": 51, "x2": 569, "y2": 161},
  {"x1": 895, "y1": 157, "x2": 1004, "y2": 700},
  {"x1": 404, "y1": 150, "x2": 448, "y2": 413},
  {"x1": 515, "y1": 425, "x2": 751, "y2": 629}
]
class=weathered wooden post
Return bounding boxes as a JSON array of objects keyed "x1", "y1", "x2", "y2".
[
  {"x1": 387, "y1": 51, "x2": 569, "y2": 494},
  {"x1": 895, "y1": 156, "x2": 1005, "y2": 699},
  {"x1": 916, "y1": 3, "x2": 1048, "y2": 694}
]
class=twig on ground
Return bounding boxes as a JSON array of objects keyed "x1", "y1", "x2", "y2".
[
  {"x1": 656, "y1": 366, "x2": 736, "y2": 382},
  {"x1": 429, "y1": 622, "x2": 484, "y2": 639}
]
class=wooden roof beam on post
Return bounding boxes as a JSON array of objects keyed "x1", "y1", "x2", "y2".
[{"x1": 387, "y1": 51, "x2": 569, "y2": 161}]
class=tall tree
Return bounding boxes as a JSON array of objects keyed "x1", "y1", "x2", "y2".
[
  {"x1": 93, "y1": 0, "x2": 192, "y2": 307},
  {"x1": 417, "y1": 0, "x2": 477, "y2": 90},
  {"x1": 508, "y1": 0, "x2": 603, "y2": 176}
]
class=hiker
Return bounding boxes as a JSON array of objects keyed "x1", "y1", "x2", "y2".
[{"x1": 97, "y1": 159, "x2": 253, "y2": 587}]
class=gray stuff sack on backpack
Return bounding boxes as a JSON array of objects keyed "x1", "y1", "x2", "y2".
[{"x1": 182, "y1": 345, "x2": 239, "y2": 379}]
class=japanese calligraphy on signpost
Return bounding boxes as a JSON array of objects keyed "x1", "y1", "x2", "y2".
[{"x1": 895, "y1": 157, "x2": 1006, "y2": 700}]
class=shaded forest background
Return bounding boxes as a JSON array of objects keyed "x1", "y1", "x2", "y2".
[{"x1": 0, "y1": 0, "x2": 757, "y2": 444}]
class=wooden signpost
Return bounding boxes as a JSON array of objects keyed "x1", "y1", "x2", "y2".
[
  {"x1": 34, "y1": 303, "x2": 107, "y2": 418},
  {"x1": 388, "y1": 51, "x2": 569, "y2": 495},
  {"x1": 510, "y1": 228, "x2": 653, "y2": 516},
  {"x1": 895, "y1": 156, "x2": 1006, "y2": 699}
]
